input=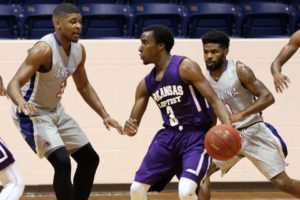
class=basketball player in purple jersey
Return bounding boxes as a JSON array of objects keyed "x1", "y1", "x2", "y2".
[
  {"x1": 199, "y1": 30, "x2": 300, "y2": 199},
  {"x1": 271, "y1": 30, "x2": 300, "y2": 93},
  {"x1": 7, "y1": 3, "x2": 123, "y2": 200},
  {"x1": 0, "y1": 74, "x2": 24, "y2": 199},
  {"x1": 123, "y1": 25, "x2": 231, "y2": 200}
]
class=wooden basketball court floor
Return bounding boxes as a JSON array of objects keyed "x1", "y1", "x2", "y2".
[{"x1": 20, "y1": 191, "x2": 297, "y2": 200}]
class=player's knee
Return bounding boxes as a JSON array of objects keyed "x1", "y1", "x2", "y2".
[
  {"x1": 17, "y1": 180, "x2": 25, "y2": 196},
  {"x1": 81, "y1": 148, "x2": 99, "y2": 169},
  {"x1": 72, "y1": 144, "x2": 100, "y2": 169},
  {"x1": 1, "y1": 165, "x2": 25, "y2": 199},
  {"x1": 130, "y1": 182, "x2": 149, "y2": 200},
  {"x1": 14, "y1": 174, "x2": 25, "y2": 194},
  {"x1": 57, "y1": 156, "x2": 71, "y2": 170},
  {"x1": 7, "y1": 179, "x2": 25, "y2": 198},
  {"x1": 48, "y1": 148, "x2": 72, "y2": 171},
  {"x1": 2, "y1": 182, "x2": 24, "y2": 200},
  {"x1": 178, "y1": 177, "x2": 198, "y2": 200}
]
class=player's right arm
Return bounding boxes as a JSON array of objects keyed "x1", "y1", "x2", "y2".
[
  {"x1": 7, "y1": 42, "x2": 51, "y2": 115},
  {"x1": 124, "y1": 79, "x2": 149, "y2": 137},
  {"x1": 271, "y1": 30, "x2": 300, "y2": 93},
  {"x1": 234, "y1": 61, "x2": 274, "y2": 123},
  {"x1": 180, "y1": 59, "x2": 231, "y2": 125}
]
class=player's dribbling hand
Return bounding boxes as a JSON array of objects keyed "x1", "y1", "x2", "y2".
[
  {"x1": 124, "y1": 118, "x2": 138, "y2": 137},
  {"x1": 103, "y1": 116, "x2": 124, "y2": 134},
  {"x1": 18, "y1": 101, "x2": 37, "y2": 115},
  {"x1": 273, "y1": 73, "x2": 290, "y2": 93}
]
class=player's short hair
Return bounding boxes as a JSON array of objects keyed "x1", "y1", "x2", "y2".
[
  {"x1": 52, "y1": 3, "x2": 80, "y2": 20},
  {"x1": 143, "y1": 25, "x2": 174, "y2": 53},
  {"x1": 201, "y1": 30, "x2": 230, "y2": 49}
]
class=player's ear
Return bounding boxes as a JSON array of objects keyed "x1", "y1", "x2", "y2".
[
  {"x1": 53, "y1": 17, "x2": 61, "y2": 30},
  {"x1": 158, "y1": 42, "x2": 165, "y2": 51},
  {"x1": 224, "y1": 48, "x2": 229, "y2": 56}
]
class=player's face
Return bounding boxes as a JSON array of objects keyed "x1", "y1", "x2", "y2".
[
  {"x1": 57, "y1": 13, "x2": 82, "y2": 43},
  {"x1": 203, "y1": 43, "x2": 227, "y2": 72},
  {"x1": 139, "y1": 31, "x2": 161, "y2": 65}
]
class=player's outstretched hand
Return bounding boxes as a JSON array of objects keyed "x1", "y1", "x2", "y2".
[
  {"x1": 18, "y1": 101, "x2": 37, "y2": 115},
  {"x1": 124, "y1": 118, "x2": 138, "y2": 137},
  {"x1": 273, "y1": 73, "x2": 290, "y2": 93},
  {"x1": 103, "y1": 116, "x2": 124, "y2": 134}
]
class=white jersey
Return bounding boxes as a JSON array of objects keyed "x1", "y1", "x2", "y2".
[
  {"x1": 206, "y1": 59, "x2": 263, "y2": 129},
  {"x1": 20, "y1": 33, "x2": 82, "y2": 112}
]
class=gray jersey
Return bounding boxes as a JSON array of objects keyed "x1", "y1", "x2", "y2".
[
  {"x1": 207, "y1": 59, "x2": 262, "y2": 129},
  {"x1": 21, "y1": 33, "x2": 82, "y2": 112}
]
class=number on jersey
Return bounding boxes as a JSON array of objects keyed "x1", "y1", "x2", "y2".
[
  {"x1": 166, "y1": 106, "x2": 178, "y2": 126},
  {"x1": 56, "y1": 80, "x2": 66, "y2": 98}
]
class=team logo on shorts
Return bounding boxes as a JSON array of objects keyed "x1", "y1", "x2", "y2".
[{"x1": 43, "y1": 140, "x2": 51, "y2": 148}]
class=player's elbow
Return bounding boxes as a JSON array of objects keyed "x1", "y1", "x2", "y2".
[
  {"x1": 76, "y1": 86, "x2": 85, "y2": 94},
  {"x1": 76, "y1": 82, "x2": 89, "y2": 94},
  {"x1": 265, "y1": 92, "x2": 275, "y2": 106}
]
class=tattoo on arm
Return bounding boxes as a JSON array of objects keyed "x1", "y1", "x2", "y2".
[
  {"x1": 237, "y1": 62, "x2": 268, "y2": 96},
  {"x1": 237, "y1": 62, "x2": 256, "y2": 84}
]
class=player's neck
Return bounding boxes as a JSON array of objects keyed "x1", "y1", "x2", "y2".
[
  {"x1": 155, "y1": 54, "x2": 172, "y2": 72},
  {"x1": 210, "y1": 70, "x2": 222, "y2": 81},
  {"x1": 210, "y1": 62, "x2": 227, "y2": 81},
  {"x1": 54, "y1": 32, "x2": 71, "y2": 56}
]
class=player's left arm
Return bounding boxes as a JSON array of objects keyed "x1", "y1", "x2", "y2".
[
  {"x1": 180, "y1": 59, "x2": 231, "y2": 125},
  {"x1": 235, "y1": 61, "x2": 275, "y2": 122},
  {"x1": 270, "y1": 30, "x2": 300, "y2": 93},
  {"x1": 271, "y1": 30, "x2": 300, "y2": 75},
  {"x1": 72, "y1": 44, "x2": 123, "y2": 134}
]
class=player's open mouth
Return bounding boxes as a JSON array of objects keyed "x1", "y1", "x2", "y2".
[{"x1": 73, "y1": 33, "x2": 80, "y2": 37}]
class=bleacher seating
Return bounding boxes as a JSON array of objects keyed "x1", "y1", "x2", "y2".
[
  {"x1": 184, "y1": 2, "x2": 237, "y2": 38},
  {"x1": 0, "y1": 4, "x2": 19, "y2": 38},
  {"x1": 0, "y1": 0, "x2": 15, "y2": 4},
  {"x1": 130, "y1": 3, "x2": 183, "y2": 38},
  {"x1": 234, "y1": 0, "x2": 287, "y2": 4},
  {"x1": 129, "y1": 0, "x2": 177, "y2": 3},
  {"x1": 0, "y1": 1, "x2": 298, "y2": 38},
  {"x1": 290, "y1": 0, "x2": 300, "y2": 31},
  {"x1": 79, "y1": 3, "x2": 130, "y2": 38},
  {"x1": 75, "y1": 0, "x2": 126, "y2": 4},
  {"x1": 182, "y1": 0, "x2": 232, "y2": 3},
  {"x1": 19, "y1": 0, "x2": 72, "y2": 4},
  {"x1": 237, "y1": 2, "x2": 292, "y2": 38},
  {"x1": 22, "y1": 4, "x2": 56, "y2": 39}
]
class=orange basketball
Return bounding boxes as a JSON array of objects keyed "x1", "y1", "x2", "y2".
[{"x1": 204, "y1": 124, "x2": 242, "y2": 161}]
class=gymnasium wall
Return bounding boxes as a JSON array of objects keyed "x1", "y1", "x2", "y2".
[{"x1": 0, "y1": 38, "x2": 299, "y2": 185}]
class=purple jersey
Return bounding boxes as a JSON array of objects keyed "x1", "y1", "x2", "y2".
[{"x1": 145, "y1": 55, "x2": 216, "y2": 128}]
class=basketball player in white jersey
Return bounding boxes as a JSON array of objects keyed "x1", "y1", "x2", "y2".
[
  {"x1": 0, "y1": 75, "x2": 24, "y2": 199},
  {"x1": 271, "y1": 29, "x2": 300, "y2": 93},
  {"x1": 198, "y1": 30, "x2": 300, "y2": 199},
  {"x1": 7, "y1": 3, "x2": 123, "y2": 200}
]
